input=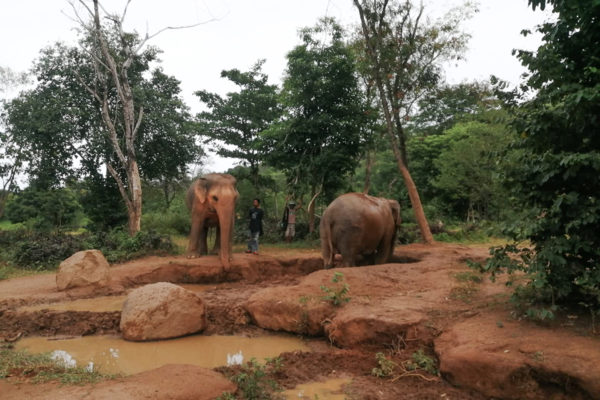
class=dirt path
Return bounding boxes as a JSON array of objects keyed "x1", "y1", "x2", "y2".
[{"x1": 1, "y1": 243, "x2": 598, "y2": 399}]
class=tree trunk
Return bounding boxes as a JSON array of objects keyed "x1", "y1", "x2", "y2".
[
  {"x1": 354, "y1": 0, "x2": 434, "y2": 244},
  {"x1": 363, "y1": 149, "x2": 375, "y2": 194},
  {"x1": 307, "y1": 184, "x2": 322, "y2": 234},
  {"x1": 127, "y1": 161, "x2": 143, "y2": 235}
]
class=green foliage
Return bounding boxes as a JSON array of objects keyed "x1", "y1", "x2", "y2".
[
  {"x1": 220, "y1": 357, "x2": 283, "y2": 400},
  {"x1": 5, "y1": 187, "x2": 82, "y2": 231},
  {"x1": 320, "y1": 272, "x2": 351, "y2": 306},
  {"x1": 263, "y1": 18, "x2": 371, "y2": 199},
  {"x1": 0, "y1": 346, "x2": 116, "y2": 384},
  {"x1": 372, "y1": 352, "x2": 397, "y2": 378},
  {"x1": 85, "y1": 229, "x2": 175, "y2": 263},
  {"x1": 432, "y1": 121, "x2": 512, "y2": 221},
  {"x1": 0, "y1": 228, "x2": 175, "y2": 269},
  {"x1": 405, "y1": 349, "x2": 438, "y2": 375},
  {"x1": 78, "y1": 175, "x2": 128, "y2": 231},
  {"x1": 483, "y1": 0, "x2": 600, "y2": 313},
  {"x1": 197, "y1": 60, "x2": 281, "y2": 186}
]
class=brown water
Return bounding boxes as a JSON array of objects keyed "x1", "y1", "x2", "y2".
[
  {"x1": 19, "y1": 284, "x2": 213, "y2": 313},
  {"x1": 281, "y1": 378, "x2": 351, "y2": 399},
  {"x1": 16, "y1": 334, "x2": 309, "y2": 375}
]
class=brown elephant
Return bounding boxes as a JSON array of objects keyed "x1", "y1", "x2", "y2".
[
  {"x1": 320, "y1": 193, "x2": 401, "y2": 268},
  {"x1": 186, "y1": 173, "x2": 238, "y2": 269}
]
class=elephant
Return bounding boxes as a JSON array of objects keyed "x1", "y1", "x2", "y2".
[
  {"x1": 320, "y1": 193, "x2": 401, "y2": 268},
  {"x1": 186, "y1": 173, "x2": 238, "y2": 269}
]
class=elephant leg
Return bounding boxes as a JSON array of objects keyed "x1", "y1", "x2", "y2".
[
  {"x1": 187, "y1": 212, "x2": 205, "y2": 258},
  {"x1": 210, "y1": 225, "x2": 221, "y2": 255},
  {"x1": 374, "y1": 235, "x2": 393, "y2": 265},
  {"x1": 199, "y1": 226, "x2": 209, "y2": 255}
]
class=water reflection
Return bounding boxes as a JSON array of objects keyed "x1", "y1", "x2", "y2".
[
  {"x1": 17, "y1": 334, "x2": 309, "y2": 375},
  {"x1": 281, "y1": 378, "x2": 351, "y2": 400}
]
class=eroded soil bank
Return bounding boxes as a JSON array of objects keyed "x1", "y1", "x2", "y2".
[{"x1": 1, "y1": 243, "x2": 598, "y2": 399}]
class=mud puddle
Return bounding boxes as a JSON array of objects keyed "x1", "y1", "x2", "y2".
[
  {"x1": 281, "y1": 378, "x2": 351, "y2": 399},
  {"x1": 18, "y1": 284, "x2": 213, "y2": 313},
  {"x1": 16, "y1": 333, "x2": 309, "y2": 375}
]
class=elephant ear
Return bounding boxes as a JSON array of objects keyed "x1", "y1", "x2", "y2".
[{"x1": 194, "y1": 178, "x2": 210, "y2": 204}]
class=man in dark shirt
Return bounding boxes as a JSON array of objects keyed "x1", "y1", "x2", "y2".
[{"x1": 246, "y1": 198, "x2": 264, "y2": 255}]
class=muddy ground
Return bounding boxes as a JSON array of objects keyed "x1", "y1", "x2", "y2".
[{"x1": 0, "y1": 243, "x2": 599, "y2": 399}]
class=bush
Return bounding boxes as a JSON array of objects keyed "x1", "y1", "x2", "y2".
[
  {"x1": 142, "y1": 210, "x2": 190, "y2": 236},
  {"x1": 10, "y1": 231, "x2": 84, "y2": 270},
  {"x1": 0, "y1": 228, "x2": 176, "y2": 269},
  {"x1": 5, "y1": 188, "x2": 82, "y2": 231}
]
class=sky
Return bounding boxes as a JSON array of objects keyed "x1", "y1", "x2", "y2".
[{"x1": 0, "y1": 0, "x2": 552, "y2": 172}]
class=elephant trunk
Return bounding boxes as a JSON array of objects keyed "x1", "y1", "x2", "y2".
[{"x1": 216, "y1": 205, "x2": 234, "y2": 270}]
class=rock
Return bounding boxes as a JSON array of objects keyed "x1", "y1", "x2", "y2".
[
  {"x1": 120, "y1": 282, "x2": 207, "y2": 341},
  {"x1": 435, "y1": 314, "x2": 600, "y2": 399},
  {"x1": 56, "y1": 250, "x2": 111, "y2": 291}
]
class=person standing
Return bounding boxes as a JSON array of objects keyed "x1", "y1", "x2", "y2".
[
  {"x1": 246, "y1": 198, "x2": 264, "y2": 255},
  {"x1": 283, "y1": 200, "x2": 302, "y2": 243}
]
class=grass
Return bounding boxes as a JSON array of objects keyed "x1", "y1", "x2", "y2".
[
  {"x1": 0, "y1": 263, "x2": 54, "y2": 281},
  {"x1": 0, "y1": 220, "x2": 24, "y2": 231},
  {"x1": 0, "y1": 344, "x2": 117, "y2": 384}
]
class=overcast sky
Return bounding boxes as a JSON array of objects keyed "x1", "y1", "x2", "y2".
[{"x1": 0, "y1": 0, "x2": 552, "y2": 172}]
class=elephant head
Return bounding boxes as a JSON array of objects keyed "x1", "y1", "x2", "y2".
[{"x1": 187, "y1": 174, "x2": 238, "y2": 269}]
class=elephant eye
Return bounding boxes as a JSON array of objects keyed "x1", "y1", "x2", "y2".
[{"x1": 212, "y1": 195, "x2": 219, "y2": 202}]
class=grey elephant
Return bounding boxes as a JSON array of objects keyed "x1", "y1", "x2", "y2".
[
  {"x1": 186, "y1": 173, "x2": 239, "y2": 269},
  {"x1": 320, "y1": 193, "x2": 401, "y2": 268}
]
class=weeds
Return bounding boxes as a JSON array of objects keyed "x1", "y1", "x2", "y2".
[
  {"x1": 218, "y1": 357, "x2": 283, "y2": 400},
  {"x1": 372, "y1": 352, "x2": 397, "y2": 378},
  {"x1": 320, "y1": 272, "x2": 351, "y2": 306},
  {"x1": 371, "y1": 349, "x2": 439, "y2": 382},
  {"x1": 0, "y1": 345, "x2": 116, "y2": 384}
]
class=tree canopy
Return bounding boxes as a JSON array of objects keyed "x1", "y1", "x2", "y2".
[
  {"x1": 483, "y1": 0, "x2": 600, "y2": 312},
  {"x1": 262, "y1": 18, "x2": 371, "y2": 229},
  {"x1": 196, "y1": 60, "x2": 281, "y2": 186}
]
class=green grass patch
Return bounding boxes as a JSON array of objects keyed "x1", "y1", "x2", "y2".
[
  {"x1": 0, "y1": 345, "x2": 117, "y2": 384},
  {"x1": 0, "y1": 220, "x2": 24, "y2": 231}
]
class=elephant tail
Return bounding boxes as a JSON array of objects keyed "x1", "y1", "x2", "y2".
[{"x1": 320, "y1": 219, "x2": 334, "y2": 268}]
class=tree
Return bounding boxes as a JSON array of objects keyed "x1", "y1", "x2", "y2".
[
  {"x1": 483, "y1": 0, "x2": 600, "y2": 311},
  {"x1": 3, "y1": 4, "x2": 201, "y2": 231},
  {"x1": 196, "y1": 60, "x2": 281, "y2": 187},
  {"x1": 70, "y1": 0, "x2": 152, "y2": 235},
  {"x1": 432, "y1": 121, "x2": 512, "y2": 222},
  {"x1": 263, "y1": 18, "x2": 371, "y2": 232},
  {"x1": 409, "y1": 81, "x2": 497, "y2": 136},
  {"x1": 353, "y1": 0, "x2": 474, "y2": 243},
  {"x1": 138, "y1": 68, "x2": 202, "y2": 209},
  {"x1": 0, "y1": 66, "x2": 29, "y2": 218}
]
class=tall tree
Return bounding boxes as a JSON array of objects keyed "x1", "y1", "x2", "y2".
[
  {"x1": 263, "y1": 18, "x2": 371, "y2": 232},
  {"x1": 353, "y1": 0, "x2": 474, "y2": 243},
  {"x1": 196, "y1": 60, "x2": 281, "y2": 186},
  {"x1": 484, "y1": 0, "x2": 600, "y2": 311},
  {"x1": 0, "y1": 66, "x2": 29, "y2": 217},
  {"x1": 72, "y1": 0, "x2": 148, "y2": 235},
  {"x1": 3, "y1": 42, "x2": 199, "y2": 229}
]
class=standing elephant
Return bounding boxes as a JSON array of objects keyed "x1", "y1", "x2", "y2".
[
  {"x1": 186, "y1": 173, "x2": 238, "y2": 269},
  {"x1": 320, "y1": 193, "x2": 401, "y2": 268}
]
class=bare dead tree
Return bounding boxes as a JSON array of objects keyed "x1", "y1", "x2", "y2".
[{"x1": 68, "y1": 0, "x2": 216, "y2": 235}]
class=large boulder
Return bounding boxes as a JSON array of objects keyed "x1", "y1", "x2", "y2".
[
  {"x1": 56, "y1": 250, "x2": 111, "y2": 291},
  {"x1": 120, "y1": 282, "x2": 207, "y2": 341}
]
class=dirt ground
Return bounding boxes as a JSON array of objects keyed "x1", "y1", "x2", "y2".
[{"x1": 1, "y1": 242, "x2": 599, "y2": 400}]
